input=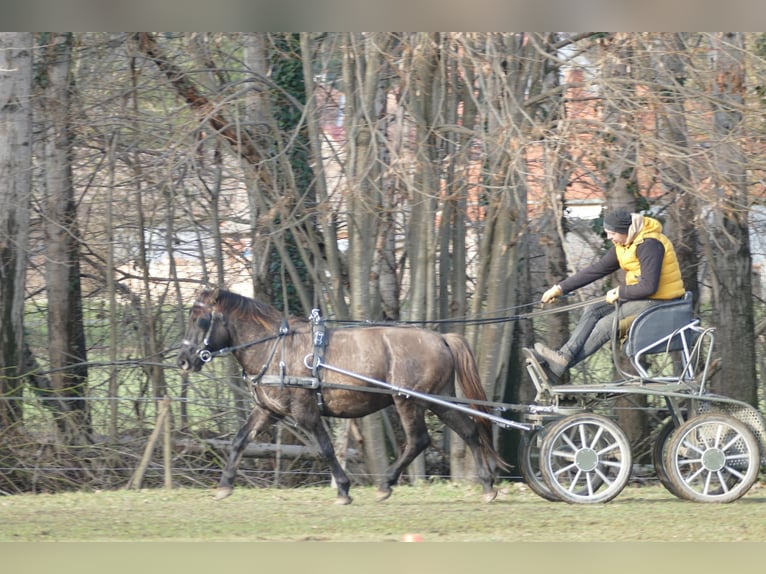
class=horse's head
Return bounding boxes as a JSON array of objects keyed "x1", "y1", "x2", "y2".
[{"x1": 177, "y1": 288, "x2": 232, "y2": 372}]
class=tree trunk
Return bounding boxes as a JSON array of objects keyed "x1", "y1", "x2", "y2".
[
  {"x1": 598, "y1": 33, "x2": 646, "y2": 443},
  {"x1": 127, "y1": 47, "x2": 166, "y2": 410},
  {"x1": 342, "y1": 32, "x2": 392, "y2": 483},
  {"x1": 242, "y1": 33, "x2": 274, "y2": 302},
  {"x1": 41, "y1": 32, "x2": 91, "y2": 442},
  {"x1": 407, "y1": 33, "x2": 440, "y2": 323},
  {"x1": 652, "y1": 33, "x2": 700, "y2": 303},
  {"x1": 299, "y1": 32, "x2": 349, "y2": 317},
  {"x1": 0, "y1": 32, "x2": 33, "y2": 431},
  {"x1": 461, "y1": 33, "x2": 548, "y2": 474},
  {"x1": 704, "y1": 32, "x2": 757, "y2": 405},
  {"x1": 530, "y1": 32, "x2": 571, "y2": 397}
]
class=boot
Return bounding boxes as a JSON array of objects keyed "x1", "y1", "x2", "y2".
[{"x1": 533, "y1": 343, "x2": 569, "y2": 378}]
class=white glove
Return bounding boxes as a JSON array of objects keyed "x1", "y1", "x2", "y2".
[
  {"x1": 541, "y1": 285, "x2": 563, "y2": 304},
  {"x1": 605, "y1": 287, "x2": 620, "y2": 304}
]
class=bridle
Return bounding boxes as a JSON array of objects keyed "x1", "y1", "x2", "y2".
[
  {"x1": 185, "y1": 302, "x2": 289, "y2": 364},
  {"x1": 199, "y1": 309, "x2": 223, "y2": 363},
  {"x1": 181, "y1": 303, "x2": 222, "y2": 363}
]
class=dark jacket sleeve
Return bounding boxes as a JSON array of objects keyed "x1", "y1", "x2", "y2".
[
  {"x1": 558, "y1": 248, "x2": 620, "y2": 294},
  {"x1": 620, "y1": 238, "x2": 665, "y2": 300}
]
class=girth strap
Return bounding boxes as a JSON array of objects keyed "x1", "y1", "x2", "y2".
[
  {"x1": 309, "y1": 308, "x2": 327, "y2": 411},
  {"x1": 242, "y1": 314, "x2": 329, "y2": 413}
]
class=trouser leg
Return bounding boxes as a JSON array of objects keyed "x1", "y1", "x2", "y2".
[{"x1": 563, "y1": 299, "x2": 663, "y2": 367}]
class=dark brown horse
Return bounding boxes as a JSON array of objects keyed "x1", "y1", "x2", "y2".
[{"x1": 177, "y1": 288, "x2": 506, "y2": 504}]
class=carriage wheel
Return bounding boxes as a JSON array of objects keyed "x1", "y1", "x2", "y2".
[
  {"x1": 663, "y1": 413, "x2": 760, "y2": 503},
  {"x1": 651, "y1": 418, "x2": 683, "y2": 497},
  {"x1": 518, "y1": 428, "x2": 560, "y2": 502},
  {"x1": 540, "y1": 413, "x2": 632, "y2": 504}
]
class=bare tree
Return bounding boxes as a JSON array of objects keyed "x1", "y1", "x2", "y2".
[
  {"x1": 523, "y1": 33, "x2": 573, "y2": 404},
  {"x1": 0, "y1": 32, "x2": 33, "y2": 431},
  {"x1": 9, "y1": 31, "x2": 765, "y2": 493},
  {"x1": 703, "y1": 32, "x2": 757, "y2": 405},
  {"x1": 299, "y1": 32, "x2": 349, "y2": 316},
  {"x1": 39, "y1": 33, "x2": 91, "y2": 442},
  {"x1": 650, "y1": 33, "x2": 700, "y2": 302},
  {"x1": 340, "y1": 31, "x2": 394, "y2": 483},
  {"x1": 595, "y1": 33, "x2": 648, "y2": 441}
]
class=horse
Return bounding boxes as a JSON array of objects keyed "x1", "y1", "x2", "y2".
[{"x1": 176, "y1": 288, "x2": 506, "y2": 504}]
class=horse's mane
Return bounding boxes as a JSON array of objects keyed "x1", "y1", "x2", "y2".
[{"x1": 199, "y1": 288, "x2": 284, "y2": 330}]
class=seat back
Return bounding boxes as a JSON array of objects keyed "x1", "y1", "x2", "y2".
[{"x1": 623, "y1": 292, "x2": 695, "y2": 359}]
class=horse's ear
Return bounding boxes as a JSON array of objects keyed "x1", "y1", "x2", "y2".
[{"x1": 197, "y1": 285, "x2": 219, "y2": 305}]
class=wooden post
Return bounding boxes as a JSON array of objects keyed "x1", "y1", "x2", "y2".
[
  {"x1": 126, "y1": 396, "x2": 171, "y2": 490},
  {"x1": 163, "y1": 396, "x2": 173, "y2": 489}
]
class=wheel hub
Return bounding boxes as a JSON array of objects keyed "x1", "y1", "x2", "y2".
[
  {"x1": 575, "y1": 448, "x2": 599, "y2": 472},
  {"x1": 701, "y1": 448, "x2": 726, "y2": 472}
]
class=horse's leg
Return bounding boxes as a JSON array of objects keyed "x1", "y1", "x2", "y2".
[
  {"x1": 216, "y1": 406, "x2": 275, "y2": 500},
  {"x1": 428, "y1": 404, "x2": 498, "y2": 503},
  {"x1": 300, "y1": 417, "x2": 353, "y2": 505},
  {"x1": 376, "y1": 401, "x2": 431, "y2": 502}
]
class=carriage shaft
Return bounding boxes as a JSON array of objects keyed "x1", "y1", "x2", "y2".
[{"x1": 315, "y1": 360, "x2": 531, "y2": 431}]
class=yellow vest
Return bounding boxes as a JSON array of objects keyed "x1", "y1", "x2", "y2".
[{"x1": 615, "y1": 217, "x2": 685, "y2": 300}]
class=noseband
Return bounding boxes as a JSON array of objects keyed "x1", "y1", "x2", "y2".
[{"x1": 198, "y1": 309, "x2": 224, "y2": 362}]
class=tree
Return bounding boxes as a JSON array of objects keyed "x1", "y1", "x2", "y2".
[
  {"x1": 0, "y1": 32, "x2": 33, "y2": 431},
  {"x1": 8, "y1": 31, "x2": 766, "y2": 493},
  {"x1": 39, "y1": 32, "x2": 91, "y2": 442},
  {"x1": 703, "y1": 32, "x2": 757, "y2": 405},
  {"x1": 650, "y1": 33, "x2": 700, "y2": 302},
  {"x1": 340, "y1": 31, "x2": 393, "y2": 482},
  {"x1": 596, "y1": 33, "x2": 647, "y2": 442},
  {"x1": 298, "y1": 32, "x2": 349, "y2": 317}
]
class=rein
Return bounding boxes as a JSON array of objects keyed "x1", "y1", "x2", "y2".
[
  {"x1": 321, "y1": 296, "x2": 602, "y2": 328},
  {"x1": 190, "y1": 298, "x2": 601, "y2": 418},
  {"x1": 196, "y1": 297, "x2": 599, "y2": 363},
  {"x1": 511, "y1": 296, "x2": 601, "y2": 319}
]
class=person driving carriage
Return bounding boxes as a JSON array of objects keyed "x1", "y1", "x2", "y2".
[{"x1": 532, "y1": 208, "x2": 686, "y2": 379}]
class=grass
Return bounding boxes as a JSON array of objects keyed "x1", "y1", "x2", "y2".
[{"x1": 2, "y1": 480, "x2": 766, "y2": 542}]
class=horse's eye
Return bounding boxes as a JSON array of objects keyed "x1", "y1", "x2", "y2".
[{"x1": 197, "y1": 317, "x2": 210, "y2": 331}]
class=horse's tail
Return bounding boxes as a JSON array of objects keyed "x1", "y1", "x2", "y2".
[{"x1": 442, "y1": 333, "x2": 510, "y2": 472}]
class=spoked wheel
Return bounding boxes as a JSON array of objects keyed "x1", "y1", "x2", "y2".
[
  {"x1": 518, "y1": 428, "x2": 560, "y2": 502},
  {"x1": 664, "y1": 413, "x2": 761, "y2": 503},
  {"x1": 651, "y1": 418, "x2": 682, "y2": 497},
  {"x1": 540, "y1": 413, "x2": 632, "y2": 504}
]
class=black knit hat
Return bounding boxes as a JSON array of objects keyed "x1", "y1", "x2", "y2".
[{"x1": 603, "y1": 208, "x2": 632, "y2": 234}]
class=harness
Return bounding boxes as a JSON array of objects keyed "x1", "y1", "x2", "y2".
[
  {"x1": 225, "y1": 309, "x2": 329, "y2": 412},
  {"x1": 308, "y1": 309, "x2": 327, "y2": 410}
]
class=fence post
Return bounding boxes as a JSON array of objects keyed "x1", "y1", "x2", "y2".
[
  {"x1": 126, "y1": 396, "x2": 171, "y2": 490},
  {"x1": 163, "y1": 396, "x2": 173, "y2": 489}
]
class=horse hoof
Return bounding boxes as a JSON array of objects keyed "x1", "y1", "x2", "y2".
[
  {"x1": 215, "y1": 487, "x2": 233, "y2": 500},
  {"x1": 376, "y1": 488, "x2": 393, "y2": 502},
  {"x1": 335, "y1": 495, "x2": 353, "y2": 505},
  {"x1": 483, "y1": 489, "x2": 498, "y2": 503}
]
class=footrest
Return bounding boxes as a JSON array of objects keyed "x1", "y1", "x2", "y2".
[{"x1": 522, "y1": 347, "x2": 555, "y2": 397}]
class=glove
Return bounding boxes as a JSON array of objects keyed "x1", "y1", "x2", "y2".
[
  {"x1": 605, "y1": 287, "x2": 620, "y2": 304},
  {"x1": 541, "y1": 285, "x2": 563, "y2": 304}
]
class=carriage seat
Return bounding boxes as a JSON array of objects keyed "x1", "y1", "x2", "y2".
[{"x1": 622, "y1": 291, "x2": 696, "y2": 360}]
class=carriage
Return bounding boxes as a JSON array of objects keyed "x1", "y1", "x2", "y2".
[
  {"x1": 517, "y1": 292, "x2": 766, "y2": 503},
  {"x1": 177, "y1": 288, "x2": 766, "y2": 505}
]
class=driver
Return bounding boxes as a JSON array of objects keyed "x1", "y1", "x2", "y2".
[{"x1": 531, "y1": 208, "x2": 686, "y2": 379}]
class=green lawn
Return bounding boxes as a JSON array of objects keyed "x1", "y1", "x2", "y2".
[{"x1": 2, "y1": 480, "x2": 766, "y2": 542}]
